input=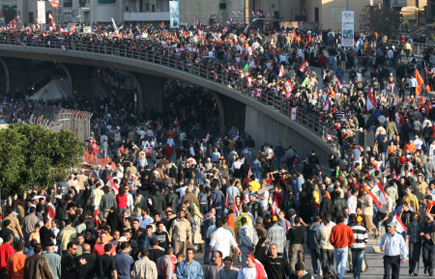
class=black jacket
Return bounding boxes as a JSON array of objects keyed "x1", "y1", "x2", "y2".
[
  {"x1": 249, "y1": 201, "x2": 263, "y2": 221},
  {"x1": 77, "y1": 252, "x2": 96, "y2": 279},
  {"x1": 150, "y1": 191, "x2": 165, "y2": 216},
  {"x1": 332, "y1": 197, "x2": 348, "y2": 218},
  {"x1": 319, "y1": 197, "x2": 332, "y2": 220},
  {"x1": 255, "y1": 245, "x2": 292, "y2": 279}
]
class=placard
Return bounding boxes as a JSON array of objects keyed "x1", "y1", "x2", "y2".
[{"x1": 342, "y1": 11, "x2": 354, "y2": 47}]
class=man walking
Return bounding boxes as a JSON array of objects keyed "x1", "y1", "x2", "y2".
[
  {"x1": 330, "y1": 215, "x2": 355, "y2": 279},
  {"x1": 238, "y1": 217, "x2": 258, "y2": 265},
  {"x1": 24, "y1": 244, "x2": 54, "y2": 279},
  {"x1": 42, "y1": 243, "x2": 61, "y2": 279},
  {"x1": 380, "y1": 222, "x2": 408, "y2": 279},
  {"x1": 169, "y1": 210, "x2": 192, "y2": 256},
  {"x1": 176, "y1": 248, "x2": 204, "y2": 279},
  {"x1": 350, "y1": 216, "x2": 368, "y2": 279}
]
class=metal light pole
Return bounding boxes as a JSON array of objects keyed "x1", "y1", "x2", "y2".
[{"x1": 346, "y1": 0, "x2": 349, "y2": 10}]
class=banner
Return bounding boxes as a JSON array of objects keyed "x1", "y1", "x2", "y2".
[
  {"x1": 342, "y1": 11, "x2": 354, "y2": 47},
  {"x1": 169, "y1": 1, "x2": 179, "y2": 28},
  {"x1": 37, "y1": 1, "x2": 46, "y2": 24}
]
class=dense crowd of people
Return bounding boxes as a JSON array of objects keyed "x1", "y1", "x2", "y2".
[{"x1": 0, "y1": 22, "x2": 435, "y2": 279}]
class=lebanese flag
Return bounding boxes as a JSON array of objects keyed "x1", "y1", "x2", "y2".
[
  {"x1": 47, "y1": 203, "x2": 56, "y2": 220},
  {"x1": 386, "y1": 84, "x2": 393, "y2": 94},
  {"x1": 234, "y1": 130, "x2": 240, "y2": 142},
  {"x1": 367, "y1": 88, "x2": 376, "y2": 110},
  {"x1": 175, "y1": 48, "x2": 185, "y2": 54},
  {"x1": 108, "y1": 177, "x2": 119, "y2": 194},
  {"x1": 323, "y1": 99, "x2": 331, "y2": 111},
  {"x1": 188, "y1": 46, "x2": 198, "y2": 53},
  {"x1": 49, "y1": 0, "x2": 59, "y2": 8},
  {"x1": 232, "y1": 197, "x2": 239, "y2": 225},
  {"x1": 61, "y1": 45, "x2": 67, "y2": 51},
  {"x1": 48, "y1": 13, "x2": 57, "y2": 27},
  {"x1": 271, "y1": 196, "x2": 279, "y2": 216},
  {"x1": 60, "y1": 27, "x2": 76, "y2": 34},
  {"x1": 247, "y1": 77, "x2": 253, "y2": 88},
  {"x1": 232, "y1": 10, "x2": 237, "y2": 15},
  {"x1": 203, "y1": 132, "x2": 210, "y2": 143},
  {"x1": 289, "y1": 107, "x2": 298, "y2": 120},
  {"x1": 326, "y1": 134, "x2": 333, "y2": 141},
  {"x1": 293, "y1": 154, "x2": 300, "y2": 167},
  {"x1": 391, "y1": 213, "x2": 407, "y2": 233},
  {"x1": 195, "y1": 57, "x2": 202, "y2": 64},
  {"x1": 94, "y1": 208, "x2": 101, "y2": 227},
  {"x1": 238, "y1": 10, "x2": 243, "y2": 16},
  {"x1": 368, "y1": 181, "x2": 388, "y2": 207},
  {"x1": 299, "y1": 60, "x2": 309, "y2": 72},
  {"x1": 253, "y1": 88, "x2": 264, "y2": 98},
  {"x1": 256, "y1": 11, "x2": 262, "y2": 17},
  {"x1": 252, "y1": 10, "x2": 255, "y2": 17},
  {"x1": 278, "y1": 64, "x2": 285, "y2": 77},
  {"x1": 210, "y1": 70, "x2": 218, "y2": 79},
  {"x1": 267, "y1": 11, "x2": 271, "y2": 17},
  {"x1": 335, "y1": 76, "x2": 342, "y2": 90},
  {"x1": 226, "y1": 18, "x2": 233, "y2": 25},
  {"x1": 284, "y1": 80, "x2": 293, "y2": 98},
  {"x1": 136, "y1": 34, "x2": 143, "y2": 40},
  {"x1": 196, "y1": 18, "x2": 201, "y2": 29},
  {"x1": 247, "y1": 255, "x2": 267, "y2": 279}
]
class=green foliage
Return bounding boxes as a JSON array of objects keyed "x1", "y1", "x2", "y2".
[
  {"x1": 0, "y1": 123, "x2": 84, "y2": 196},
  {"x1": 359, "y1": 5, "x2": 400, "y2": 38}
]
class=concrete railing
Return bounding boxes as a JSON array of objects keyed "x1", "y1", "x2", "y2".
[
  {"x1": 0, "y1": 35, "x2": 338, "y2": 147},
  {"x1": 386, "y1": 39, "x2": 433, "y2": 55}
]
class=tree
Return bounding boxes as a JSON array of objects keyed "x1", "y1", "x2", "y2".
[
  {"x1": 359, "y1": 4, "x2": 400, "y2": 38},
  {"x1": 0, "y1": 123, "x2": 84, "y2": 196}
]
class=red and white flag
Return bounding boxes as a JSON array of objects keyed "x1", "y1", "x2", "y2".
[
  {"x1": 367, "y1": 88, "x2": 376, "y2": 110},
  {"x1": 247, "y1": 77, "x2": 253, "y2": 88},
  {"x1": 108, "y1": 177, "x2": 119, "y2": 194},
  {"x1": 175, "y1": 48, "x2": 185, "y2": 54},
  {"x1": 253, "y1": 88, "x2": 264, "y2": 98},
  {"x1": 195, "y1": 57, "x2": 202, "y2": 64},
  {"x1": 135, "y1": 34, "x2": 143, "y2": 40},
  {"x1": 252, "y1": 11, "x2": 255, "y2": 17},
  {"x1": 226, "y1": 18, "x2": 233, "y2": 25},
  {"x1": 289, "y1": 107, "x2": 298, "y2": 120},
  {"x1": 323, "y1": 99, "x2": 331, "y2": 111},
  {"x1": 203, "y1": 132, "x2": 210, "y2": 143},
  {"x1": 48, "y1": 13, "x2": 57, "y2": 27},
  {"x1": 210, "y1": 70, "x2": 218, "y2": 79},
  {"x1": 299, "y1": 60, "x2": 309, "y2": 72},
  {"x1": 271, "y1": 196, "x2": 279, "y2": 216},
  {"x1": 278, "y1": 64, "x2": 285, "y2": 77},
  {"x1": 326, "y1": 134, "x2": 333, "y2": 141},
  {"x1": 267, "y1": 11, "x2": 271, "y2": 17},
  {"x1": 238, "y1": 10, "x2": 243, "y2": 16},
  {"x1": 391, "y1": 213, "x2": 407, "y2": 233},
  {"x1": 284, "y1": 80, "x2": 293, "y2": 98},
  {"x1": 234, "y1": 130, "x2": 240, "y2": 142},
  {"x1": 188, "y1": 46, "x2": 198, "y2": 53},
  {"x1": 196, "y1": 18, "x2": 201, "y2": 29},
  {"x1": 386, "y1": 84, "x2": 393, "y2": 94},
  {"x1": 335, "y1": 76, "x2": 342, "y2": 90},
  {"x1": 256, "y1": 11, "x2": 262, "y2": 17},
  {"x1": 47, "y1": 203, "x2": 56, "y2": 220},
  {"x1": 369, "y1": 181, "x2": 388, "y2": 207},
  {"x1": 61, "y1": 45, "x2": 67, "y2": 51},
  {"x1": 49, "y1": 0, "x2": 59, "y2": 8},
  {"x1": 60, "y1": 27, "x2": 76, "y2": 34},
  {"x1": 293, "y1": 154, "x2": 300, "y2": 167}
]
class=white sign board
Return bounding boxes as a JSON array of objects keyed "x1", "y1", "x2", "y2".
[
  {"x1": 37, "y1": 1, "x2": 46, "y2": 24},
  {"x1": 342, "y1": 11, "x2": 354, "y2": 47}
]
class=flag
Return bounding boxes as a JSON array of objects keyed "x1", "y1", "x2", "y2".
[
  {"x1": 16, "y1": 15, "x2": 22, "y2": 24},
  {"x1": 48, "y1": 13, "x2": 57, "y2": 26},
  {"x1": 159, "y1": 21, "x2": 165, "y2": 28},
  {"x1": 108, "y1": 177, "x2": 119, "y2": 194},
  {"x1": 293, "y1": 154, "x2": 300, "y2": 167},
  {"x1": 367, "y1": 88, "x2": 376, "y2": 110},
  {"x1": 416, "y1": 69, "x2": 424, "y2": 96},
  {"x1": 253, "y1": 88, "x2": 264, "y2": 98},
  {"x1": 278, "y1": 64, "x2": 285, "y2": 77},
  {"x1": 386, "y1": 84, "x2": 392, "y2": 94},
  {"x1": 335, "y1": 76, "x2": 342, "y2": 90},
  {"x1": 323, "y1": 99, "x2": 330, "y2": 111},
  {"x1": 226, "y1": 18, "x2": 233, "y2": 25},
  {"x1": 94, "y1": 208, "x2": 101, "y2": 227},
  {"x1": 247, "y1": 77, "x2": 253, "y2": 88},
  {"x1": 252, "y1": 11, "x2": 255, "y2": 17},
  {"x1": 238, "y1": 10, "x2": 243, "y2": 16},
  {"x1": 188, "y1": 46, "x2": 198, "y2": 53},
  {"x1": 299, "y1": 60, "x2": 309, "y2": 72},
  {"x1": 203, "y1": 132, "x2": 210, "y2": 143},
  {"x1": 256, "y1": 11, "x2": 262, "y2": 17},
  {"x1": 289, "y1": 107, "x2": 298, "y2": 120},
  {"x1": 369, "y1": 182, "x2": 388, "y2": 207},
  {"x1": 244, "y1": 63, "x2": 249, "y2": 73},
  {"x1": 61, "y1": 45, "x2": 67, "y2": 51},
  {"x1": 391, "y1": 213, "x2": 407, "y2": 233},
  {"x1": 60, "y1": 27, "x2": 76, "y2": 34},
  {"x1": 326, "y1": 134, "x2": 333, "y2": 141},
  {"x1": 232, "y1": 197, "x2": 239, "y2": 225},
  {"x1": 232, "y1": 10, "x2": 237, "y2": 15},
  {"x1": 234, "y1": 130, "x2": 240, "y2": 142},
  {"x1": 47, "y1": 203, "x2": 56, "y2": 220},
  {"x1": 267, "y1": 11, "x2": 271, "y2": 17},
  {"x1": 271, "y1": 196, "x2": 279, "y2": 216},
  {"x1": 210, "y1": 70, "x2": 218, "y2": 80},
  {"x1": 196, "y1": 18, "x2": 201, "y2": 29},
  {"x1": 175, "y1": 48, "x2": 184, "y2": 54},
  {"x1": 136, "y1": 34, "x2": 143, "y2": 40},
  {"x1": 195, "y1": 57, "x2": 202, "y2": 64},
  {"x1": 284, "y1": 80, "x2": 293, "y2": 98}
]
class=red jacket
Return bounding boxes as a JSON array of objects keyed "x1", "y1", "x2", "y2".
[
  {"x1": 0, "y1": 243, "x2": 16, "y2": 272},
  {"x1": 330, "y1": 223, "x2": 355, "y2": 249}
]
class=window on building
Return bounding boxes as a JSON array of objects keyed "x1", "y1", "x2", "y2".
[
  {"x1": 140, "y1": 0, "x2": 144, "y2": 12},
  {"x1": 63, "y1": 0, "x2": 73, "y2": 7},
  {"x1": 152, "y1": 4, "x2": 155, "y2": 12},
  {"x1": 314, "y1": 7, "x2": 319, "y2": 22},
  {"x1": 219, "y1": 3, "x2": 226, "y2": 9},
  {"x1": 145, "y1": 3, "x2": 149, "y2": 11},
  {"x1": 98, "y1": 0, "x2": 116, "y2": 4}
]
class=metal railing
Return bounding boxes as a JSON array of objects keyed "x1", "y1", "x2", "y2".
[{"x1": 0, "y1": 34, "x2": 339, "y2": 148}]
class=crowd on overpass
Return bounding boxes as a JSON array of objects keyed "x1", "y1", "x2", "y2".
[{"x1": 1, "y1": 23, "x2": 435, "y2": 279}]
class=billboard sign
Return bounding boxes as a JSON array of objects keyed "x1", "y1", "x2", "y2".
[
  {"x1": 342, "y1": 11, "x2": 354, "y2": 47},
  {"x1": 37, "y1": 1, "x2": 46, "y2": 24},
  {"x1": 169, "y1": 1, "x2": 179, "y2": 28}
]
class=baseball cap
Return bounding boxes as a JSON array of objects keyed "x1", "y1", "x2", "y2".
[
  {"x1": 272, "y1": 216, "x2": 278, "y2": 222},
  {"x1": 356, "y1": 216, "x2": 363, "y2": 223}
]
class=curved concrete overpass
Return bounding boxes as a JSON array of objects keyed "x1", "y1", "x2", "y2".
[{"x1": 0, "y1": 42, "x2": 336, "y2": 166}]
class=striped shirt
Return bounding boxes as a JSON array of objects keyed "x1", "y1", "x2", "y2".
[
  {"x1": 350, "y1": 225, "x2": 368, "y2": 251},
  {"x1": 156, "y1": 255, "x2": 174, "y2": 279}
]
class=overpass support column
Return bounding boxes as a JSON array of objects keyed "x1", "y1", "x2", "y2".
[
  {"x1": 2, "y1": 57, "x2": 30, "y2": 96},
  {"x1": 66, "y1": 64, "x2": 95, "y2": 97},
  {"x1": 219, "y1": 94, "x2": 246, "y2": 129},
  {"x1": 135, "y1": 74, "x2": 166, "y2": 114}
]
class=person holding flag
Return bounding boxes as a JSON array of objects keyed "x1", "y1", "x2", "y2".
[
  {"x1": 380, "y1": 221, "x2": 408, "y2": 279},
  {"x1": 237, "y1": 216, "x2": 259, "y2": 265}
]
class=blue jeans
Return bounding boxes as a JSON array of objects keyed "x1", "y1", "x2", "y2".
[
  {"x1": 352, "y1": 249, "x2": 365, "y2": 279},
  {"x1": 203, "y1": 239, "x2": 210, "y2": 264},
  {"x1": 335, "y1": 247, "x2": 348, "y2": 279}
]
